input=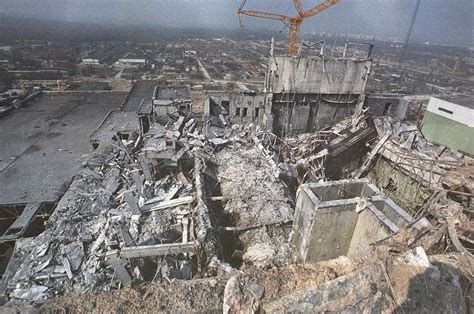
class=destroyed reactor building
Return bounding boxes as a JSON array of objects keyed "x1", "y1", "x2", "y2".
[
  {"x1": 0, "y1": 39, "x2": 472, "y2": 313},
  {"x1": 206, "y1": 40, "x2": 373, "y2": 137}
]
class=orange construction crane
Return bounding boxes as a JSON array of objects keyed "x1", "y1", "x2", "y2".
[{"x1": 238, "y1": 0, "x2": 340, "y2": 55}]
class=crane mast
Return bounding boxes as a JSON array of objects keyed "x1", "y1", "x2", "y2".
[{"x1": 238, "y1": 0, "x2": 340, "y2": 55}]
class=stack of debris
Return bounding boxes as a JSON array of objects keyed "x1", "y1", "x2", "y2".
[
  {"x1": 213, "y1": 147, "x2": 294, "y2": 267},
  {"x1": 4, "y1": 117, "x2": 201, "y2": 303},
  {"x1": 3, "y1": 105, "x2": 473, "y2": 312},
  {"x1": 253, "y1": 110, "x2": 377, "y2": 184}
]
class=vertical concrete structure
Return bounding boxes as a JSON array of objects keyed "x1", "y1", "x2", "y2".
[
  {"x1": 264, "y1": 45, "x2": 373, "y2": 136},
  {"x1": 202, "y1": 41, "x2": 373, "y2": 137},
  {"x1": 203, "y1": 92, "x2": 265, "y2": 125},
  {"x1": 290, "y1": 179, "x2": 429, "y2": 263}
]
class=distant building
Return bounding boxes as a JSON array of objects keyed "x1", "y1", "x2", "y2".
[
  {"x1": 425, "y1": 83, "x2": 454, "y2": 94},
  {"x1": 421, "y1": 97, "x2": 474, "y2": 155},
  {"x1": 118, "y1": 58, "x2": 147, "y2": 66},
  {"x1": 81, "y1": 58, "x2": 100, "y2": 65},
  {"x1": 0, "y1": 59, "x2": 12, "y2": 70}
]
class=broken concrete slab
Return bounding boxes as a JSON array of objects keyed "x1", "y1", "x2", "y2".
[
  {"x1": 141, "y1": 196, "x2": 194, "y2": 212},
  {"x1": 0, "y1": 203, "x2": 42, "y2": 241},
  {"x1": 119, "y1": 241, "x2": 196, "y2": 258}
]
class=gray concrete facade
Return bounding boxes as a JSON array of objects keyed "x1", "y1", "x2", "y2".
[
  {"x1": 204, "y1": 92, "x2": 266, "y2": 125},
  {"x1": 290, "y1": 179, "x2": 430, "y2": 263}
]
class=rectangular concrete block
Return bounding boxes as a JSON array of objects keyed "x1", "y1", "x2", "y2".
[{"x1": 291, "y1": 179, "x2": 428, "y2": 263}]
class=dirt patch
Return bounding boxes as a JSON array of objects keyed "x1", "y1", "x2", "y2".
[
  {"x1": 38, "y1": 277, "x2": 226, "y2": 313},
  {"x1": 23, "y1": 144, "x2": 41, "y2": 154}
]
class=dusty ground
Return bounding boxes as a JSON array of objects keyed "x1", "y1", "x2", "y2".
[
  {"x1": 2, "y1": 252, "x2": 471, "y2": 313},
  {"x1": 5, "y1": 255, "x2": 367, "y2": 312}
]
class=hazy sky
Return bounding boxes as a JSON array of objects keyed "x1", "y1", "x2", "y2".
[{"x1": 0, "y1": 0, "x2": 472, "y2": 45}]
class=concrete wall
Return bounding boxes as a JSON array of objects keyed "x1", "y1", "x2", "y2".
[
  {"x1": 271, "y1": 93, "x2": 360, "y2": 136},
  {"x1": 346, "y1": 209, "x2": 390, "y2": 257},
  {"x1": 265, "y1": 56, "x2": 372, "y2": 94},
  {"x1": 369, "y1": 157, "x2": 434, "y2": 215},
  {"x1": 366, "y1": 93, "x2": 405, "y2": 119},
  {"x1": 291, "y1": 185, "x2": 319, "y2": 261},
  {"x1": 291, "y1": 180, "x2": 427, "y2": 263},
  {"x1": 306, "y1": 203, "x2": 359, "y2": 262},
  {"x1": 204, "y1": 92, "x2": 266, "y2": 125}
]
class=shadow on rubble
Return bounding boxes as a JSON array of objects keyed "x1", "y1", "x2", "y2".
[
  {"x1": 203, "y1": 160, "x2": 243, "y2": 268},
  {"x1": 393, "y1": 260, "x2": 473, "y2": 313}
]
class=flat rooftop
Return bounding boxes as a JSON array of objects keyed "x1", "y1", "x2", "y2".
[
  {"x1": 90, "y1": 111, "x2": 140, "y2": 144},
  {"x1": 154, "y1": 86, "x2": 190, "y2": 100},
  {"x1": 122, "y1": 80, "x2": 156, "y2": 112},
  {"x1": 0, "y1": 92, "x2": 126, "y2": 204},
  {"x1": 439, "y1": 97, "x2": 474, "y2": 110}
]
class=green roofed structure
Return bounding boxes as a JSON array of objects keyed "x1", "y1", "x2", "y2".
[{"x1": 421, "y1": 97, "x2": 474, "y2": 155}]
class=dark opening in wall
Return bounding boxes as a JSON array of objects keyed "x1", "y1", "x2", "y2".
[
  {"x1": 0, "y1": 241, "x2": 15, "y2": 278},
  {"x1": 0, "y1": 204, "x2": 26, "y2": 236},
  {"x1": 383, "y1": 103, "x2": 392, "y2": 116},
  {"x1": 23, "y1": 202, "x2": 57, "y2": 237},
  {"x1": 243, "y1": 108, "x2": 248, "y2": 117},
  {"x1": 438, "y1": 107, "x2": 453, "y2": 115},
  {"x1": 140, "y1": 116, "x2": 150, "y2": 134},
  {"x1": 235, "y1": 107, "x2": 240, "y2": 116},
  {"x1": 91, "y1": 141, "x2": 99, "y2": 150},
  {"x1": 221, "y1": 101, "x2": 230, "y2": 112},
  {"x1": 255, "y1": 107, "x2": 260, "y2": 118}
]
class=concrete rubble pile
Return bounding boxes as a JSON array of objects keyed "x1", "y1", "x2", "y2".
[
  {"x1": 213, "y1": 147, "x2": 294, "y2": 267},
  {"x1": 350, "y1": 116, "x2": 474, "y2": 279},
  {"x1": 2, "y1": 107, "x2": 473, "y2": 311},
  {"x1": 2, "y1": 113, "x2": 302, "y2": 304},
  {"x1": 254, "y1": 110, "x2": 377, "y2": 184},
  {"x1": 3, "y1": 116, "x2": 205, "y2": 302}
]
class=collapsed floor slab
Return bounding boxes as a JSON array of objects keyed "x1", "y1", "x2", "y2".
[{"x1": 211, "y1": 146, "x2": 294, "y2": 267}]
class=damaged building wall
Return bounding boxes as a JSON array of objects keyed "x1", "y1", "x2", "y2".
[
  {"x1": 368, "y1": 157, "x2": 433, "y2": 215},
  {"x1": 204, "y1": 92, "x2": 266, "y2": 125},
  {"x1": 265, "y1": 57, "x2": 371, "y2": 94},
  {"x1": 270, "y1": 93, "x2": 360, "y2": 136},
  {"x1": 152, "y1": 86, "x2": 192, "y2": 123},
  {"x1": 366, "y1": 93, "x2": 405, "y2": 119},
  {"x1": 365, "y1": 94, "x2": 429, "y2": 122},
  {"x1": 264, "y1": 54, "x2": 372, "y2": 137}
]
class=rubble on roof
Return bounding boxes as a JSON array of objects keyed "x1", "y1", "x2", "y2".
[{"x1": 2, "y1": 100, "x2": 473, "y2": 312}]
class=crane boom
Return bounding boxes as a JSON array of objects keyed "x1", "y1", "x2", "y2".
[
  {"x1": 238, "y1": 10, "x2": 291, "y2": 23},
  {"x1": 238, "y1": 0, "x2": 340, "y2": 55},
  {"x1": 293, "y1": 0, "x2": 304, "y2": 15},
  {"x1": 303, "y1": 0, "x2": 340, "y2": 18}
]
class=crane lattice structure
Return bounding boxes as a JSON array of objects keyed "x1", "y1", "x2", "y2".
[{"x1": 238, "y1": 0, "x2": 340, "y2": 55}]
